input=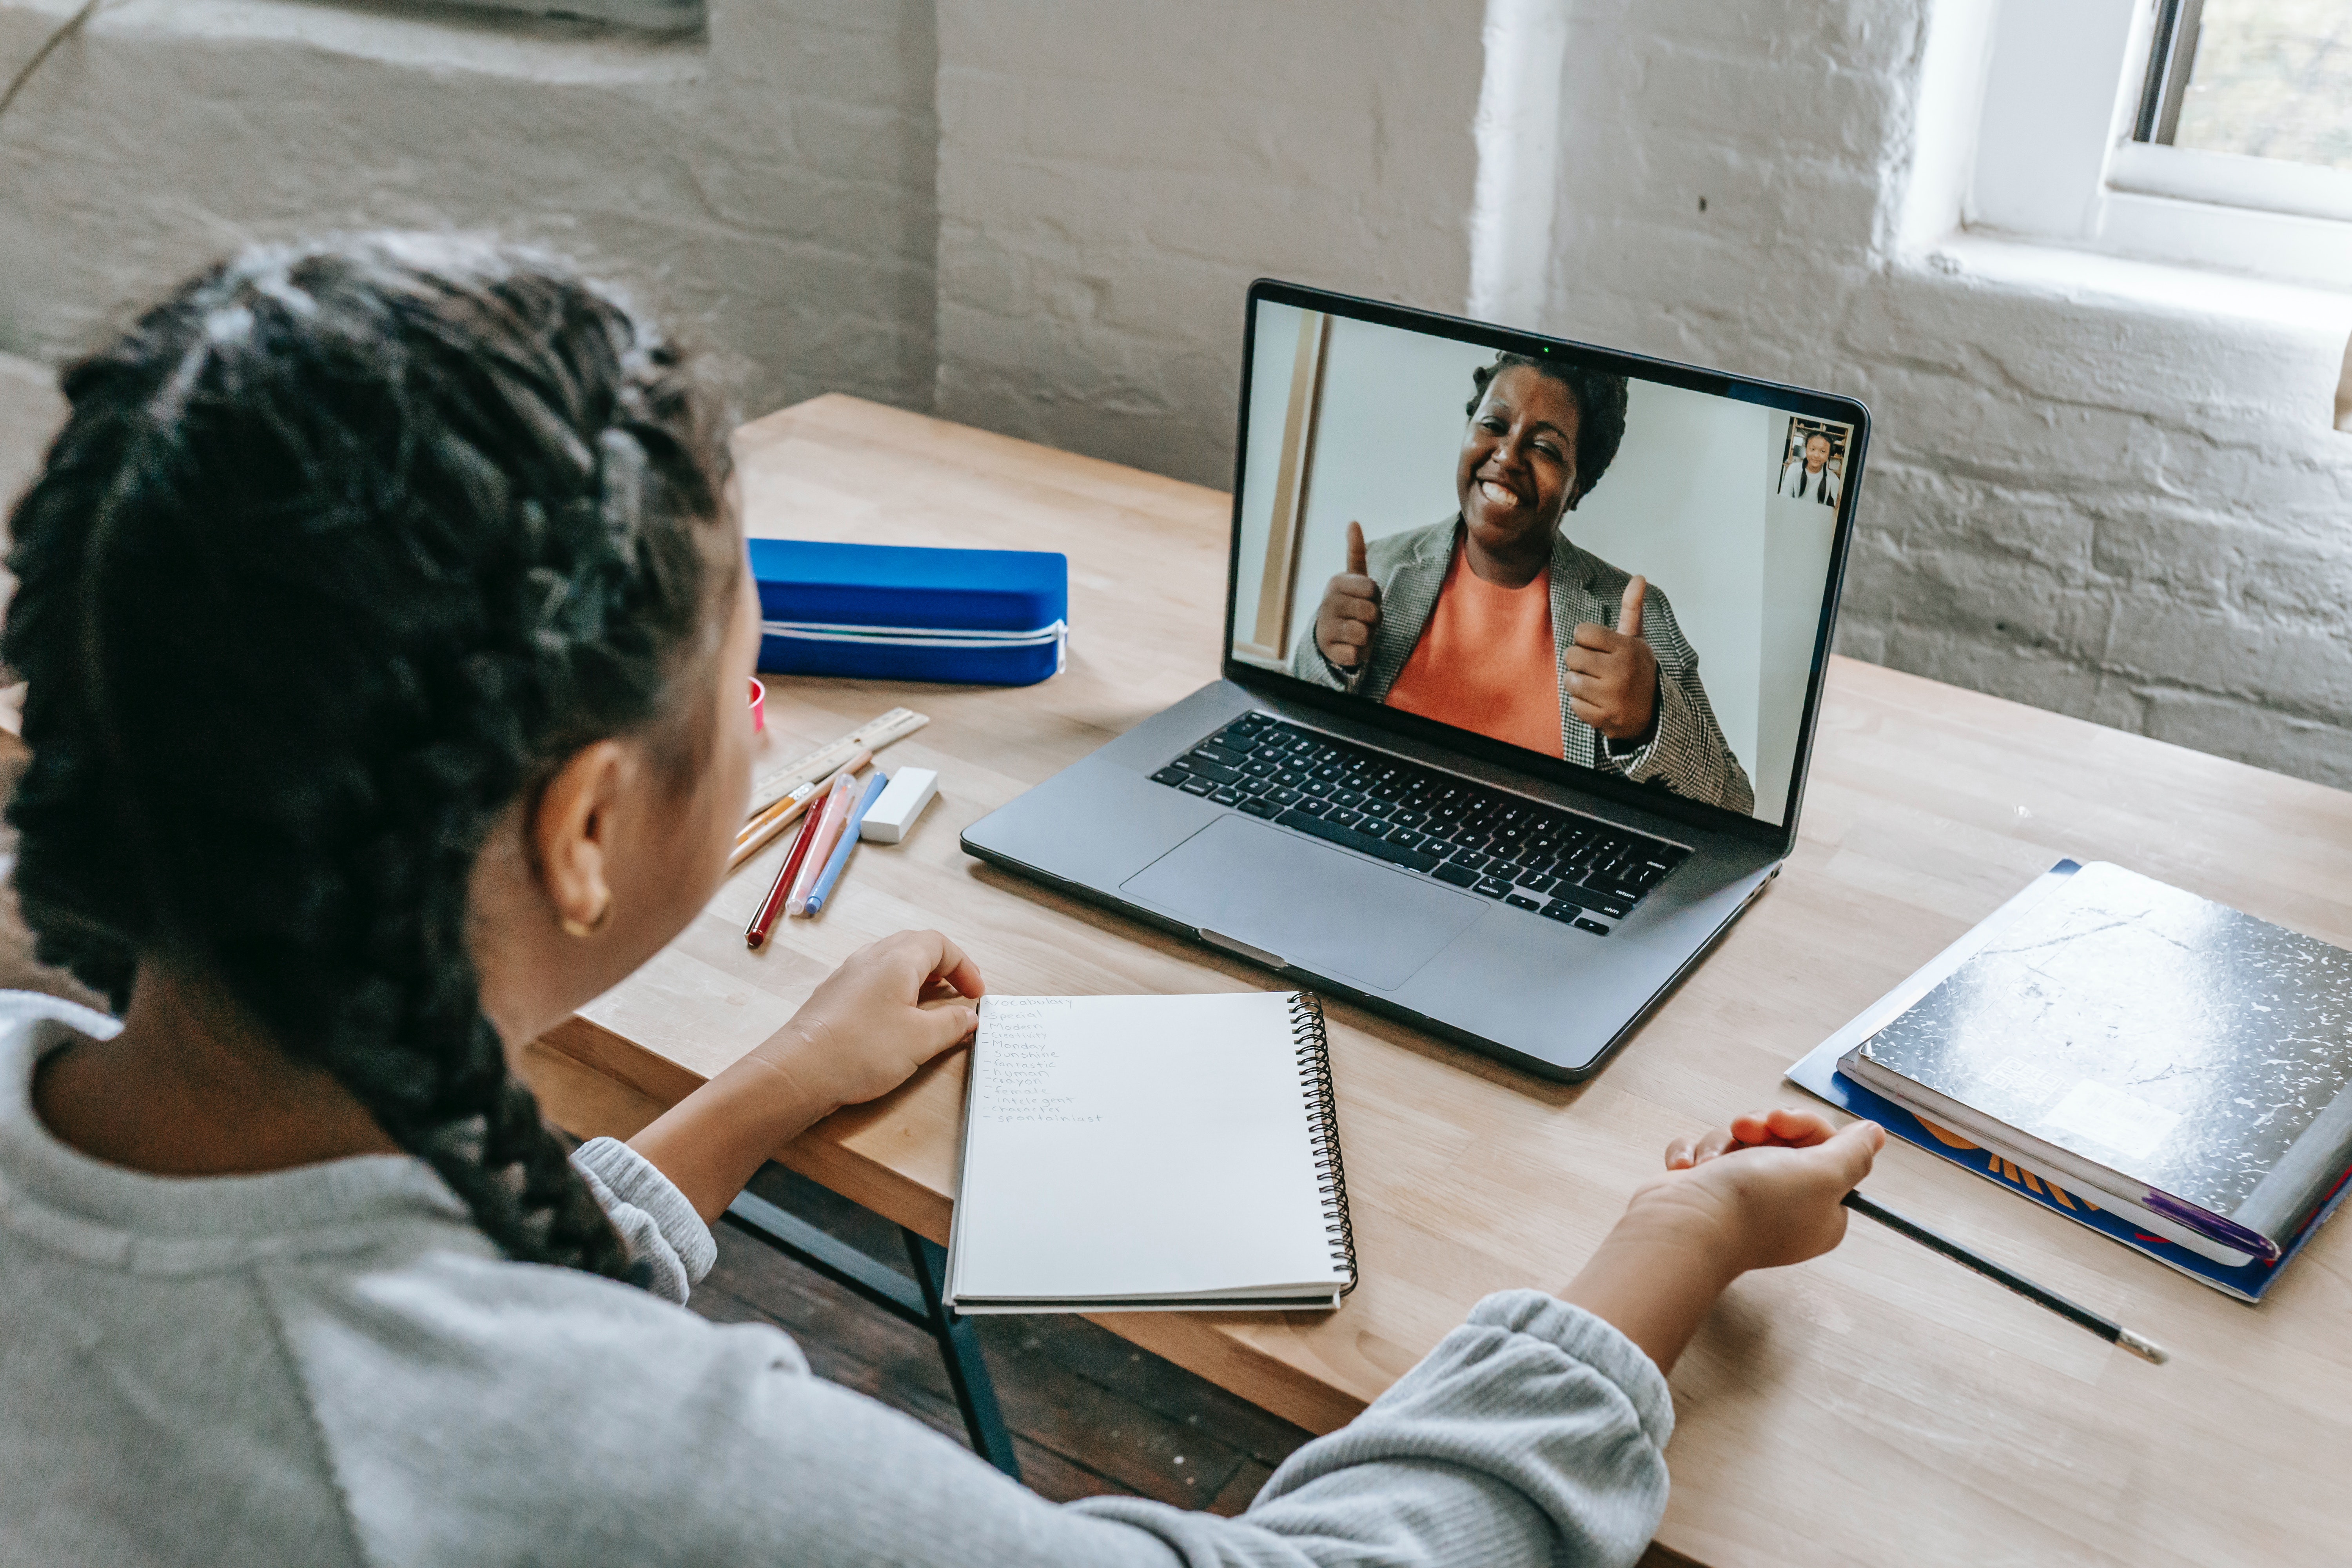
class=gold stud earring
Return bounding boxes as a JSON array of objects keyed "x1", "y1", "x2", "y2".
[{"x1": 561, "y1": 889, "x2": 613, "y2": 940}]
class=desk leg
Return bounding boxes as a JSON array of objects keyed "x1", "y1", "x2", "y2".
[
  {"x1": 904, "y1": 1229, "x2": 1022, "y2": 1481},
  {"x1": 721, "y1": 1185, "x2": 1020, "y2": 1481}
]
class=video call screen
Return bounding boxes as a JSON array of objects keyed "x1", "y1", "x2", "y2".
[{"x1": 1226, "y1": 294, "x2": 1859, "y2": 829}]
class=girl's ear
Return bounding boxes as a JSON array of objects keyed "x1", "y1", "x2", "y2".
[{"x1": 530, "y1": 739, "x2": 632, "y2": 939}]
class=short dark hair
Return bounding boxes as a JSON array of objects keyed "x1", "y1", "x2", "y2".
[
  {"x1": 1466, "y1": 353, "x2": 1631, "y2": 499},
  {"x1": 4, "y1": 236, "x2": 732, "y2": 1287}
]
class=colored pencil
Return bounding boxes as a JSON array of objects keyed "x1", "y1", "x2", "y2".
[
  {"x1": 728, "y1": 749, "x2": 871, "y2": 873},
  {"x1": 801, "y1": 771, "x2": 891, "y2": 917},
  {"x1": 785, "y1": 770, "x2": 862, "y2": 917},
  {"x1": 1842, "y1": 1191, "x2": 2169, "y2": 1363},
  {"x1": 739, "y1": 780, "x2": 817, "y2": 846},
  {"x1": 745, "y1": 805, "x2": 825, "y2": 949}
]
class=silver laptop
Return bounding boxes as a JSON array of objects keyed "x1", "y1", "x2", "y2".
[{"x1": 962, "y1": 281, "x2": 1866, "y2": 1080}]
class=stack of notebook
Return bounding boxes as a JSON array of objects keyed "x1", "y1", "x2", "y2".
[{"x1": 1790, "y1": 860, "x2": 2352, "y2": 1299}]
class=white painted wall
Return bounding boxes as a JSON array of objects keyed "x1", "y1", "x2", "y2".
[
  {"x1": 1527, "y1": 0, "x2": 2352, "y2": 790},
  {"x1": 4, "y1": 0, "x2": 2348, "y2": 793},
  {"x1": 1283, "y1": 317, "x2": 1491, "y2": 635},
  {"x1": 0, "y1": 0, "x2": 941, "y2": 419},
  {"x1": 931, "y1": 0, "x2": 1486, "y2": 490}
]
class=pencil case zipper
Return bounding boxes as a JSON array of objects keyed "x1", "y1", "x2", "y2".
[{"x1": 760, "y1": 618, "x2": 1068, "y2": 674}]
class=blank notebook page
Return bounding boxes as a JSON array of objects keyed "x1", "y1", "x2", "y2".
[{"x1": 951, "y1": 992, "x2": 1345, "y2": 1301}]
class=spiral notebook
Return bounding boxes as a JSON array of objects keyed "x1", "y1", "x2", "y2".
[{"x1": 944, "y1": 991, "x2": 1358, "y2": 1313}]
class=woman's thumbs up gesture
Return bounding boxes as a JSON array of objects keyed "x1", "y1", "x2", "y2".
[
  {"x1": 1566, "y1": 575, "x2": 1660, "y2": 742},
  {"x1": 1313, "y1": 521, "x2": 1382, "y2": 671}
]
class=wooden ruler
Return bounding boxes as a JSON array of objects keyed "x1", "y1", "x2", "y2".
[{"x1": 745, "y1": 706, "x2": 928, "y2": 820}]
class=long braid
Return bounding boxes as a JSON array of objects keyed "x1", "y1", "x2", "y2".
[{"x1": 4, "y1": 238, "x2": 730, "y2": 1283}]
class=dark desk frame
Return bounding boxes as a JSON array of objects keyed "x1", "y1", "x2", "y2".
[{"x1": 724, "y1": 1178, "x2": 1019, "y2": 1478}]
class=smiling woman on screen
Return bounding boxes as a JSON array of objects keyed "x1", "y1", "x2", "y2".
[{"x1": 1289, "y1": 355, "x2": 1754, "y2": 815}]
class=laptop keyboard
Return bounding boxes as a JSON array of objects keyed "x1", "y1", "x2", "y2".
[{"x1": 1148, "y1": 712, "x2": 1688, "y2": 932}]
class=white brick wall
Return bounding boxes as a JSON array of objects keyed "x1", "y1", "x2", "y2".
[
  {"x1": 4, "y1": 0, "x2": 2348, "y2": 788},
  {"x1": 0, "y1": 355, "x2": 63, "y2": 518},
  {"x1": 933, "y1": 0, "x2": 1486, "y2": 486},
  {"x1": 926, "y1": 0, "x2": 2352, "y2": 790},
  {"x1": 1524, "y1": 0, "x2": 2352, "y2": 788},
  {"x1": 0, "y1": 0, "x2": 940, "y2": 420}
]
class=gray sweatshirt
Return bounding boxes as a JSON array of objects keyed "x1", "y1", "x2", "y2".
[{"x1": 0, "y1": 989, "x2": 1673, "y2": 1566}]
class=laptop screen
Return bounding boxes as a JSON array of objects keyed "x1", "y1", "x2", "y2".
[{"x1": 1223, "y1": 283, "x2": 1865, "y2": 838}]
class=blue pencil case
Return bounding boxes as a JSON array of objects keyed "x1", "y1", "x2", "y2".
[{"x1": 748, "y1": 539, "x2": 1068, "y2": 687}]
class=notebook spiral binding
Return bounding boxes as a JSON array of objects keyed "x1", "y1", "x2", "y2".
[{"x1": 1289, "y1": 993, "x2": 1359, "y2": 1296}]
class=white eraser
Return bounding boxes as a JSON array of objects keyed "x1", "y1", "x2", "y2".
[{"x1": 858, "y1": 767, "x2": 938, "y2": 843}]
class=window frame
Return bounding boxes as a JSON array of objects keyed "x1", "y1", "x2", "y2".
[{"x1": 1965, "y1": 0, "x2": 2352, "y2": 292}]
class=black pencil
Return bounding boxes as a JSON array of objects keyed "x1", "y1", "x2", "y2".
[{"x1": 1842, "y1": 1191, "x2": 2169, "y2": 1364}]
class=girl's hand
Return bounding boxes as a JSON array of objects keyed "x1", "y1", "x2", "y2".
[
  {"x1": 1641, "y1": 1107, "x2": 1884, "y2": 1276},
  {"x1": 757, "y1": 930, "x2": 984, "y2": 1116},
  {"x1": 1560, "y1": 1107, "x2": 1883, "y2": 1374},
  {"x1": 627, "y1": 930, "x2": 983, "y2": 1220}
]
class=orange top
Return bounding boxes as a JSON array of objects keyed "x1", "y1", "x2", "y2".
[{"x1": 1383, "y1": 539, "x2": 1562, "y2": 757}]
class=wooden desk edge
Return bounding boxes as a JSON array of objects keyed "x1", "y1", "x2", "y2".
[{"x1": 523, "y1": 1026, "x2": 1373, "y2": 1436}]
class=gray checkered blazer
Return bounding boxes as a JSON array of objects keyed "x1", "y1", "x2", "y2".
[{"x1": 1288, "y1": 517, "x2": 1755, "y2": 815}]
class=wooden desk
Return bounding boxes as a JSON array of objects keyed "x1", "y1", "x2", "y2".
[{"x1": 524, "y1": 394, "x2": 2352, "y2": 1568}]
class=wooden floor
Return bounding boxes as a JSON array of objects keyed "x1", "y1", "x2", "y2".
[{"x1": 700, "y1": 1162, "x2": 1311, "y2": 1513}]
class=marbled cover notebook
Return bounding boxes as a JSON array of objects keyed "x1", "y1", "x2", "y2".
[{"x1": 1852, "y1": 860, "x2": 2352, "y2": 1254}]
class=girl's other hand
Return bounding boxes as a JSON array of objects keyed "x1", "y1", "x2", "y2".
[
  {"x1": 1644, "y1": 1107, "x2": 1884, "y2": 1276},
  {"x1": 757, "y1": 930, "x2": 984, "y2": 1117},
  {"x1": 1559, "y1": 1107, "x2": 1882, "y2": 1374}
]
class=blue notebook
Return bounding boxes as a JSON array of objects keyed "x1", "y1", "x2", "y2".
[
  {"x1": 750, "y1": 539, "x2": 1068, "y2": 687},
  {"x1": 1787, "y1": 860, "x2": 2352, "y2": 1302}
]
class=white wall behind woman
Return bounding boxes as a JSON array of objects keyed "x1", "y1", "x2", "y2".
[{"x1": 1283, "y1": 318, "x2": 1490, "y2": 648}]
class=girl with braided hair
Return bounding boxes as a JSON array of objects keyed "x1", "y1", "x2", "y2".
[{"x1": 0, "y1": 236, "x2": 1880, "y2": 1568}]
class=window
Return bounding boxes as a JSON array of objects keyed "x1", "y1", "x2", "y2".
[
  {"x1": 1968, "y1": 0, "x2": 2352, "y2": 290},
  {"x1": 2140, "y1": 0, "x2": 2351, "y2": 169}
]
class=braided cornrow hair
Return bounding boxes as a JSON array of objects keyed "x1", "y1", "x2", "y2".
[
  {"x1": 3, "y1": 236, "x2": 731, "y2": 1284},
  {"x1": 1466, "y1": 352, "x2": 1631, "y2": 502}
]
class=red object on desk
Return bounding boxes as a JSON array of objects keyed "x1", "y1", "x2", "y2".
[
  {"x1": 748, "y1": 677, "x2": 766, "y2": 733},
  {"x1": 745, "y1": 803, "x2": 822, "y2": 949}
]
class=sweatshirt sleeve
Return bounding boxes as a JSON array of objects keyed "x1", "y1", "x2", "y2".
[
  {"x1": 312, "y1": 1262, "x2": 1675, "y2": 1568},
  {"x1": 568, "y1": 1137, "x2": 716, "y2": 1305},
  {"x1": 1068, "y1": 1289, "x2": 1671, "y2": 1568},
  {"x1": 673, "y1": 1289, "x2": 1671, "y2": 1567}
]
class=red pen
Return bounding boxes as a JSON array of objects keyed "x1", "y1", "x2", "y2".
[{"x1": 746, "y1": 803, "x2": 825, "y2": 949}]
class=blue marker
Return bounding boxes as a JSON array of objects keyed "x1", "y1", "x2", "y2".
[{"x1": 802, "y1": 771, "x2": 890, "y2": 916}]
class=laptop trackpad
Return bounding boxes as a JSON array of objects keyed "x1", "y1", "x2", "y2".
[{"x1": 1119, "y1": 815, "x2": 1485, "y2": 991}]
